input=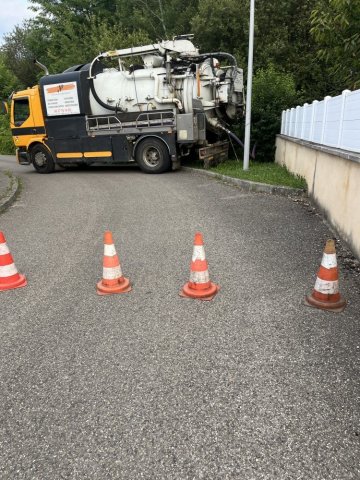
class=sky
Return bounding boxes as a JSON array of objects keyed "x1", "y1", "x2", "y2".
[{"x1": 0, "y1": 0, "x2": 37, "y2": 44}]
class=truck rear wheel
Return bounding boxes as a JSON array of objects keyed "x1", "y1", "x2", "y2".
[
  {"x1": 31, "y1": 144, "x2": 55, "y2": 174},
  {"x1": 135, "y1": 138, "x2": 171, "y2": 174}
]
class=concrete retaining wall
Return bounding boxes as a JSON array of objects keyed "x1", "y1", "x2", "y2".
[{"x1": 276, "y1": 135, "x2": 360, "y2": 259}]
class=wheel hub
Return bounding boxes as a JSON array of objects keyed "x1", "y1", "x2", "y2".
[
  {"x1": 34, "y1": 151, "x2": 47, "y2": 167},
  {"x1": 143, "y1": 147, "x2": 160, "y2": 167}
]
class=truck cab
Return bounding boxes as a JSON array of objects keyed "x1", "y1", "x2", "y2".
[{"x1": 10, "y1": 86, "x2": 47, "y2": 165}]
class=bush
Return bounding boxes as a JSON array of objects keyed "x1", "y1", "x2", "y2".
[
  {"x1": 0, "y1": 114, "x2": 15, "y2": 155},
  {"x1": 251, "y1": 65, "x2": 297, "y2": 162}
]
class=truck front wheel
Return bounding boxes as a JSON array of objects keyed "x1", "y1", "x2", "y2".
[
  {"x1": 31, "y1": 144, "x2": 55, "y2": 174},
  {"x1": 135, "y1": 138, "x2": 171, "y2": 174}
]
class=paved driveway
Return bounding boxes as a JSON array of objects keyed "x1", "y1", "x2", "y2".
[{"x1": 0, "y1": 156, "x2": 359, "y2": 479}]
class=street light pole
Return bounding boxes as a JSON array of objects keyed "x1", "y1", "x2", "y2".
[{"x1": 243, "y1": 0, "x2": 255, "y2": 171}]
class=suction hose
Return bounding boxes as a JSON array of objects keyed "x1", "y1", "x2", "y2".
[
  {"x1": 88, "y1": 57, "x2": 117, "y2": 112},
  {"x1": 224, "y1": 127, "x2": 256, "y2": 160},
  {"x1": 208, "y1": 118, "x2": 255, "y2": 159}
]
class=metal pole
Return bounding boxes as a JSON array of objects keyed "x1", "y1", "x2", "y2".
[{"x1": 243, "y1": 0, "x2": 255, "y2": 170}]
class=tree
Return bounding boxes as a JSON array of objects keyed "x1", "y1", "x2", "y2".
[
  {"x1": 251, "y1": 65, "x2": 297, "y2": 162},
  {"x1": 191, "y1": 0, "x2": 248, "y2": 61},
  {"x1": 29, "y1": 0, "x2": 198, "y2": 40},
  {"x1": 0, "y1": 54, "x2": 19, "y2": 99},
  {"x1": 248, "y1": 0, "x2": 332, "y2": 101},
  {"x1": 1, "y1": 22, "x2": 49, "y2": 87},
  {"x1": 311, "y1": 0, "x2": 360, "y2": 91},
  {"x1": 0, "y1": 54, "x2": 17, "y2": 154}
]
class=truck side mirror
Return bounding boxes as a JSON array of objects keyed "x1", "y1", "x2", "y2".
[{"x1": 0, "y1": 101, "x2": 8, "y2": 114}]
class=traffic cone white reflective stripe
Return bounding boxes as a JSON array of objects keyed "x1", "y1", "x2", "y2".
[
  {"x1": 104, "y1": 243, "x2": 117, "y2": 257},
  {"x1": 189, "y1": 243, "x2": 210, "y2": 285},
  {"x1": 97, "y1": 231, "x2": 131, "y2": 295},
  {"x1": 314, "y1": 277, "x2": 339, "y2": 295},
  {"x1": 0, "y1": 231, "x2": 27, "y2": 291},
  {"x1": 180, "y1": 232, "x2": 219, "y2": 300},
  {"x1": 321, "y1": 252, "x2": 338, "y2": 269},
  {"x1": 102, "y1": 264, "x2": 123, "y2": 281},
  {"x1": 102, "y1": 244, "x2": 123, "y2": 282},
  {"x1": 189, "y1": 268, "x2": 210, "y2": 285},
  {"x1": 0, "y1": 263, "x2": 19, "y2": 278},
  {"x1": 305, "y1": 239, "x2": 346, "y2": 312},
  {"x1": 192, "y1": 245, "x2": 206, "y2": 261},
  {"x1": 0, "y1": 242, "x2": 10, "y2": 255}
]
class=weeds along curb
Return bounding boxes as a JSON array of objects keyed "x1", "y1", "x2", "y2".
[
  {"x1": 181, "y1": 166, "x2": 306, "y2": 197},
  {"x1": 0, "y1": 172, "x2": 21, "y2": 213}
]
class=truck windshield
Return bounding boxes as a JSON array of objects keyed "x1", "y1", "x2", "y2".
[{"x1": 14, "y1": 98, "x2": 30, "y2": 126}]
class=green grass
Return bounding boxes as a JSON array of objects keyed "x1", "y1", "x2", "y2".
[{"x1": 187, "y1": 159, "x2": 307, "y2": 190}]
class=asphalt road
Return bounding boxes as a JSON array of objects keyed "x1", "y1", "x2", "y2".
[{"x1": 0, "y1": 156, "x2": 359, "y2": 479}]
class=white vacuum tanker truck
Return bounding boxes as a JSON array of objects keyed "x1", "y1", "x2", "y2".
[{"x1": 9, "y1": 35, "x2": 244, "y2": 173}]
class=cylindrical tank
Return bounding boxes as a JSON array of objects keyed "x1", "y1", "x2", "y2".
[{"x1": 88, "y1": 38, "x2": 244, "y2": 125}]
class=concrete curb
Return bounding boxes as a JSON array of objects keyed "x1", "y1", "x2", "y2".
[
  {"x1": 181, "y1": 166, "x2": 306, "y2": 197},
  {"x1": 0, "y1": 173, "x2": 20, "y2": 213}
]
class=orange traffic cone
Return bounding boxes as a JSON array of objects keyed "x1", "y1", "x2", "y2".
[
  {"x1": 97, "y1": 231, "x2": 131, "y2": 295},
  {"x1": 180, "y1": 232, "x2": 219, "y2": 301},
  {"x1": 0, "y1": 231, "x2": 27, "y2": 291},
  {"x1": 305, "y1": 239, "x2": 346, "y2": 312}
]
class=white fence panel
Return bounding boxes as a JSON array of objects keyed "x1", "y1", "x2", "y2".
[
  {"x1": 340, "y1": 90, "x2": 360, "y2": 153},
  {"x1": 281, "y1": 88, "x2": 360, "y2": 154},
  {"x1": 295, "y1": 106, "x2": 303, "y2": 138},
  {"x1": 313, "y1": 100, "x2": 324, "y2": 144},
  {"x1": 285, "y1": 109, "x2": 291, "y2": 135},
  {"x1": 281, "y1": 111, "x2": 285, "y2": 134},
  {"x1": 323, "y1": 95, "x2": 342, "y2": 147},
  {"x1": 302, "y1": 103, "x2": 311, "y2": 140},
  {"x1": 289, "y1": 108, "x2": 296, "y2": 137}
]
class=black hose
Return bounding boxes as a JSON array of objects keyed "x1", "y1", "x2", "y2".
[
  {"x1": 89, "y1": 76, "x2": 117, "y2": 112},
  {"x1": 227, "y1": 129, "x2": 244, "y2": 149},
  {"x1": 217, "y1": 124, "x2": 255, "y2": 159},
  {"x1": 88, "y1": 56, "x2": 119, "y2": 112}
]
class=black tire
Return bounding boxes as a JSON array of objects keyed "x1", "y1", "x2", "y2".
[
  {"x1": 135, "y1": 138, "x2": 171, "y2": 174},
  {"x1": 31, "y1": 144, "x2": 55, "y2": 174}
]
